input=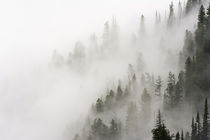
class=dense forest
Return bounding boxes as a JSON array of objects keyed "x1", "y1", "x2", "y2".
[{"x1": 47, "y1": 0, "x2": 210, "y2": 140}]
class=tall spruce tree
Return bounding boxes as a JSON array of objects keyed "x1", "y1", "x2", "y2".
[
  {"x1": 168, "y1": 2, "x2": 175, "y2": 27},
  {"x1": 152, "y1": 110, "x2": 172, "y2": 140},
  {"x1": 195, "y1": 5, "x2": 205, "y2": 47},
  {"x1": 181, "y1": 130, "x2": 184, "y2": 140},
  {"x1": 202, "y1": 98, "x2": 209, "y2": 140},
  {"x1": 196, "y1": 112, "x2": 201, "y2": 140},
  {"x1": 176, "y1": 132, "x2": 180, "y2": 140},
  {"x1": 191, "y1": 117, "x2": 196, "y2": 140}
]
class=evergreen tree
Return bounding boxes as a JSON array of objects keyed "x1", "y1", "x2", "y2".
[
  {"x1": 202, "y1": 98, "x2": 209, "y2": 140},
  {"x1": 176, "y1": 132, "x2": 180, "y2": 140},
  {"x1": 141, "y1": 88, "x2": 151, "y2": 119},
  {"x1": 191, "y1": 117, "x2": 196, "y2": 140},
  {"x1": 152, "y1": 110, "x2": 172, "y2": 140},
  {"x1": 182, "y1": 30, "x2": 195, "y2": 59},
  {"x1": 139, "y1": 14, "x2": 145, "y2": 36},
  {"x1": 109, "y1": 119, "x2": 120, "y2": 140},
  {"x1": 184, "y1": 57, "x2": 194, "y2": 98},
  {"x1": 126, "y1": 102, "x2": 138, "y2": 136},
  {"x1": 185, "y1": 132, "x2": 190, "y2": 140},
  {"x1": 196, "y1": 112, "x2": 201, "y2": 140},
  {"x1": 90, "y1": 118, "x2": 109, "y2": 140},
  {"x1": 155, "y1": 76, "x2": 163, "y2": 97},
  {"x1": 168, "y1": 2, "x2": 175, "y2": 27},
  {"x1": 73, "y1": 134, "x2": 80, "y2": 140},
  {"x1": 164, "y1": 72, "x2": 176, "y2": 109},
  {"x1": 174, "y1": 71, "x2": 185, "y2": 106},
  {"x1": 181, "y1": 130, "x2": 184, "y2": 140},
  {"x1": 186, "y1": 0, "x2": 192, "y2": 15},
  {"x1": 178, "y1": 1, "x2": 183, "y2": 20},
  {"x1": 195, "y1": 5, "x2": 205, "y2": 47},
  {"x1": 105, "y1": 90, "x2": 114, "y2": 109},
  {"x1": 102, "y1": 21, "x2": 110, "y2": 47},
  {"x1": 96, "y1": 98, "x2": 104, "y2": 113},
  {"x1": 116, "y1": 84, "x2": 123, "y2": 101}
]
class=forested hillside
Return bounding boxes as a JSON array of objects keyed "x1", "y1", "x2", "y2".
[{"x1": 49, "y1": 0, "x2": 210, "y2": 140}]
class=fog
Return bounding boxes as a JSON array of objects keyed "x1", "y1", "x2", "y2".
[{"x1": 0, "y1": 0, "x2": 203, "y2": 140}]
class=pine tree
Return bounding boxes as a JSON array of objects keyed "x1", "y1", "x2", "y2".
[
  {"x1": 109, "y1": 119, "x2": 120, "y2": 140},
  {"x1": 164, "y1": 72, "x2": 176, "y2": 109},
  {"x1": 185, "y1": 132, "x2": 190, "y2": 140},
  {"x1": 202, "y1": 98, "x2": 209, "y2": 140},
  {"x1": 184, "y1": 57, "x2": 194, "y2": 98},
  {"x1": 125, "y1": 102, "x2": 139, "y2": 139},
  {"x1": 102, "y1": 21, "x2": 110, "y2": 47},
  {"x1": 116, "y1": 84, "x2": 123, "y2": 101},
  {"x1": 196, "y1": 112, "x2": 201, "y2": 140},
  {"x1": 152, "y1": 110, "x2": 172, "y2": 140},
  {"x1": 139, "y1": 14, "x2": 145, "y2": 36},
  {"x1": 155, "y1": 76, "x2": 163, "y2": 97},
  {"x1": 105, "y1": 90, "x2": 114, "y2": 109},
  {"x1": 90, "y1": 118, "x2": 109, "y2": 140},
  {"x1": 174, "y1": 71, "x2": 184, "y2": 106},
  {"x1": 186, "y1": 0, "x2": 192, "y2": 15},
  {"x1": 96, "y1": 98, "x2": 104, "y2": 113},
  {"x1": 168, "y1": 2, "x2": 175, "y2": 27},
  {"x1": 191, "y1": 117, "x2": 196, "y2": 140},
  {"x1": 181, "y1": 130, "x2": 184, "y2": 140},
  {"x1": 141, "y1": 88, "x2": 151, "y2": 118},
  {"x1": 178, "y1": 1, "x2": 183, "y2": 20},
  {"x1": 195, "y1": 5, "x2": 205, "y2": 47},
  {"x1": 176, "y1": 132, "x2": 180, "y2": 140}
]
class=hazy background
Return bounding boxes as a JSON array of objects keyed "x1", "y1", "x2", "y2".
[{"x1": 0, "y1": 0, "x2": 184, "y2": 140}]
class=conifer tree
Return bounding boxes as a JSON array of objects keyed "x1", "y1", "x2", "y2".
[
  {"x1": 109, "y1": 119, "x2": 120, "y2": 140},
  {"x1": 202, "y1": 98, "x2": 209, "y2": 140},
  {"x1": 96, "y1": 98, "x2": 104, "y2": 113},
  {"x1": 126, "y1": 102, "x2": 139, "y2": 139},
  {"x1": 168, "y1": 2, "x2": 175, "y2": 27},
  {"x1": 186, "y1": 0, "x2": 192, "y2": 15},
  {"x1": 164, "y1": 72, "x2": 176, "y2": 109},
  {"x1": 195, "y1": 5, "x2": 205, "y2": 47},
  {"x1": 196, "y1": 112, "x2": 201, "y2": 140},
  {"x1": 185, "y1": 132, "x2": 190, "y2": 140},
  {"x1": 152, "y1": 110, "x2": 172, "y2": 140},
  {"x1": 178, "y1": 1, "x2": 183, "y2": 20},
  {"x1": 155, "y1": 76, "x2": 163, "y2": 97},
  {"x1": 181, "y1": 130, "x2": 184, "y2": 140},
  {"x1": 176, "y1": 132, "x2": 180, "y2": 140},
  {"x1": 141, "y1": 88, "x2": 151, "y2": 119},
  {"x1": 116, "y1": 84, "x2": 123, "y2": 101},
  {"x1": 139, "y1": 14, "x2": 145, "y2": 36},
  {"x1": 191, "y1": 117, "x2": 196, "y2": 140}
]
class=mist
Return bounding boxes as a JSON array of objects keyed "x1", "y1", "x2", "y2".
[{"x1": 0, "y1": 0, "x2": 207, "y2": 140}]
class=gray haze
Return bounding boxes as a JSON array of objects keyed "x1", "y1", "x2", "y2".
[{"x1": 0, "y1": 0, "x2": 200, "y2": 140}]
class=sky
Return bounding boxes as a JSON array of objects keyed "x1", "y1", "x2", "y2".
[{"x1": 0, "y1": 0, "x2": 184, "y2": 140}]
